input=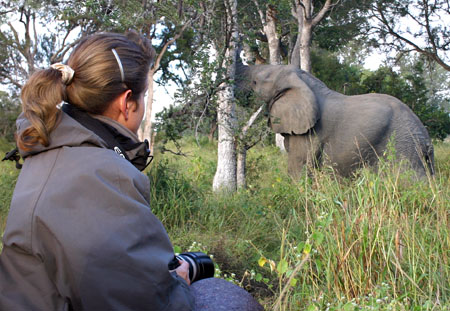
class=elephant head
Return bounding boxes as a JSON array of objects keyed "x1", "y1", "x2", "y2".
[{"x1": 238, "y1": 64, "x2": 320, "y2": 135}]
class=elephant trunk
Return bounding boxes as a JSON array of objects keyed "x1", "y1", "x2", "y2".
[{"x1": 235, "y1": 62, "x2": 251, "y2": 93}]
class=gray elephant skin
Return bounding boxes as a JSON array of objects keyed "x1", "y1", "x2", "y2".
[{"x1": 237, "y1": 64, "x2": 434, "y2": 178}]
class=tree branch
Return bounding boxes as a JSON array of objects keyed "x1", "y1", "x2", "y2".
[
  {"x1": 160, "y1": 146, "x2": 188, "y2": 157},
  {"x1": 0, "y1": 72, "x2": 23, "y2": 89},
  {"x1": 376, "y1": 2, "x2": 450, "y2": 71},
  {"x1": 241, "y1": 104, "x2": 264, "y2": 135},
  {"x1": 422, "y1": 0, "x2": 438, "y2": 55},
  {"x1": 51, "y1": 36, "x2": 82, "y2": 64},
  {"x1": 239, "y1": 104, "x2": 264, "y2": 150},
  {"x1": 311, "y1": 0, "x2": 339, "y2": 27},
  {"x1": 153, "y1": 14, "x2": 201, "y2": 72},
  {"x1": 252, "y1": 0, "x2": 266, "y2": 25}
]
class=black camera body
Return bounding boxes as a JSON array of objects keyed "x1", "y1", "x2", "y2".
[{"x1": 168, "y1": 252, "x2": 215, "y2": 283}]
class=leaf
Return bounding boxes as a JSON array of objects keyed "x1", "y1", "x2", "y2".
[
  {"x1": 173, "y1": 245, "x2": 181, "y2": 254},
  {"x1": 255, "y1": 273, "x2": 263, "y2": 282},
  {"x1": 343, "y1": 302, "x2": 356, "y2": 311},
  {"x1": 307, "y1": 304, "x2": 319, "y2": 311},
  {"x1": 315, "y1": 259, "x2": 323, "y2": 273},
  {"x1": 290, "y1": 278, "x2": 298, "y2": 287},
  {"x1": 312, "y1": 231, "x2": 325, "y2": 246},
  {"x1": 258, "y1": 257, "x2": 267, "y2": 267},
  {"x1": 303, "y1": 243, "x2": 312, "y2": 254},
  {"x1": 277, "y1": 259, "x2": 288, "y2": 275}
]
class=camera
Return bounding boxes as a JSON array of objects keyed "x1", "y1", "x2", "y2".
[{"x1": 168, "y1": 252, "x2": 215, "y2": 283}]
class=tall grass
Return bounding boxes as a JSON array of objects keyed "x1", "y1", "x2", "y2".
[
  {"x1": 0, "y1": 139, "x2": 18, "y2": 237},
  {"x1": 149, "y1": 139, "x2": 449, "y2": 310},
  {"x1": 1, "y1": 137, "x2": 449, "y2": 310}
]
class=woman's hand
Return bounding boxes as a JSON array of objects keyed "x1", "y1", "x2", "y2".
[{"x1": 175, "y1": 260, "x2": 191, "y2": 285}]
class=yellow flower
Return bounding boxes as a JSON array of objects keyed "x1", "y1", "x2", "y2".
[{"x1": 258, "y1": 257, "x2": 267, "y2": 267}]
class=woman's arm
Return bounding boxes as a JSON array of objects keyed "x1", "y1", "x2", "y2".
[{"x1": 32, "y1": 149, "x2": 194, "y2": 310}]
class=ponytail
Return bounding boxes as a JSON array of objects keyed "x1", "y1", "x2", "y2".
[{"x1": 17, "y1": 68, "x2": 65, "y2": 151}]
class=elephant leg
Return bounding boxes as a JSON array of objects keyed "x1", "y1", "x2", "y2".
[
  {"x1": 286, "y1": 134, "x2": 320, "y2": 179},
  {"x1": 282, "y1": 134, "x2": 290, "y2": 152}
]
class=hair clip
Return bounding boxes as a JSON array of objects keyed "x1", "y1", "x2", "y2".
[
  {"x1": 111, "y1": 48, "x2": 125, "y2": 82},
  {"x1": 50, "y1": 63, "x2": 75, "y2": 85}
]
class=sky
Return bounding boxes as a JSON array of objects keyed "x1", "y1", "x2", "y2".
[{"x1": 152, "y1": 80, "x2": 177, "y2": 121}]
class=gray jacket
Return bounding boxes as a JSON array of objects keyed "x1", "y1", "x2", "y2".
[{"x1": 0, "y1": 112, "x2": 194, "y2": 310}]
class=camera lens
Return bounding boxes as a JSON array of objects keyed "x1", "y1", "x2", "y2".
[{"x1": 176, "y1": 252, "x2": 215, "y2": 283}]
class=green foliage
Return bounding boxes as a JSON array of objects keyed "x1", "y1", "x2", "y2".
[
  {"x1": 144, "y1": 137, "x2": 450, "y2": 310},
  {"x1": 147, "y1": 158, "x2": 202, "y2": 228},
  {"x1": 154, "y1": 105, "x2": 191, "y2": 155},
  {"x1": 370, "y1": 0, "x2": 450, "y2": 72},
  {"x1": 311, "y1": 49, "x2": 365, "y2": 95},
  {"x1": 0, "y1": 91, "x2": 20, "y2": 142},
  {"x1": 0, "y1": 138, "x2": 19, "y2": 237},
  {"x1": 1, "y1": 0, "x2": 201, "y2": 91},
  {"x1": 313, "y1": 0, "x2": 372, "y2": 52}
]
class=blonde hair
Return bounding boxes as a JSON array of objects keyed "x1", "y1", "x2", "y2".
[{"x1": 18, "y1": 31, "x2": 155, "y2": 151}]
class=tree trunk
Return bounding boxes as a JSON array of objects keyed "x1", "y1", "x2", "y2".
[
  {"x1": 297, "y1": 0, "x2": 335, "y2": 73},
  {"x1": 252, "y1": 1, "x2": 281, "y2": 65},
  {"x1": 150, "y1": 128, "x2": 157, "y2": 155},
  {"x1": 139, "y1": 68, "x2": 155, "y2": 142},
  {"x1": 212, "y1": 0, "x2": 239, "y2": 193},
  {"x1": 290, "y1": 2, "x2": 304, "y2": 68},
  {"x1": 265, "y1": 5, "x2": 281, "y2": 65},
  {"x1": 265, "y1": 7, "x2": 286, "y2": 152},
  {"x1": 300, "y1": 25, "x2": 313, "y2": 73},
  {"x1": 275, "y1": 133, "x2": 286, "y2": 151},
  {"x1": 138, "y1": 18, "x2": 195, "y2": 142},
  {"x1": 208, "y1": 119, "x2": 217, "y2": 142},
  {"x1": 213, "y1": 82, "x2": 237, "y2": 192},
  {"x1": 236, "y1": 148, "x2": 246, "y2": 189}
]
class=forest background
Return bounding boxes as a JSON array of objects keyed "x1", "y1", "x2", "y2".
[{"x1": 1, "y1": 0, "x2": 449, "y2": 310}]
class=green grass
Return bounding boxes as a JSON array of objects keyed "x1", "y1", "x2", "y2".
[
  {"x1": 0, "y1": 138, "x2": 19, "y2": 237},
  {"x1": 1, "y1": 137, "x2": 449, "y2": 310}
]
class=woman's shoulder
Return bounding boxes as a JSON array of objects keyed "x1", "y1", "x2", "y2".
[
  {"x1": 53, "y1": 145, "x2": 150, "y2": 201},
  {"x1": 4, "y1": 145, "x2": 151, "y2": 252}
]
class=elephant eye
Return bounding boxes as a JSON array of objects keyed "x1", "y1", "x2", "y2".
[{"x1": 253, "y1": 81, "x2": 256, "y2": 85}]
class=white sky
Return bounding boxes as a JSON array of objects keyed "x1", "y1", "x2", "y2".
[{"x1": 152, "y1": 80, "x2": 177, "y2": 121}]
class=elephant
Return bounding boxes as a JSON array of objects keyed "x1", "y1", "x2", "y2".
[{"x1": 236, "y1": 64, "x2": 434, "y2": 178}]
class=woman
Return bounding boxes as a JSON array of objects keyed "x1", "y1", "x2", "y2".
[{"x1": 0, "y1": 31, "x2": 194, "y2": 310}]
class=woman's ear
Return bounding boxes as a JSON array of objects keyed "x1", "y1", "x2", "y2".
[{"x1": 118, "y1": 90, "x2": 133, "y2": 120}]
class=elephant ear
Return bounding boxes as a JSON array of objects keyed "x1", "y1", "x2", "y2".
[{"x1": 269, "y1": 71, "x2": 319, "y2": 135}]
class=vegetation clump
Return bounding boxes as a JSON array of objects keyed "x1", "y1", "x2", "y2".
[{"x1": 145, "y1": 138, "x2": 448, "y2": 310}]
